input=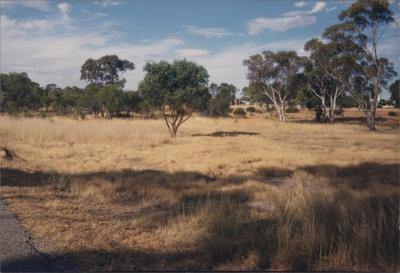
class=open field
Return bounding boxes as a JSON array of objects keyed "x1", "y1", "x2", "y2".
[{"x1": 0, "y1": 108, "x2": 399, "y2": 271}]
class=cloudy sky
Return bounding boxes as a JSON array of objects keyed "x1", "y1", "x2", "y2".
[{"x1": 1, "y1": 0, "x2": 399, "y2": 91}]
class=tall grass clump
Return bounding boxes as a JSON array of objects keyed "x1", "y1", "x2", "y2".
[{"x1": 196, "y1": 174, "x2": 399, "y2": 271}]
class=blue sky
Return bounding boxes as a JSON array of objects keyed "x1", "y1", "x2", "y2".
[{"x1": 1, "y1": 0, "x2": 399, "y2": 93}]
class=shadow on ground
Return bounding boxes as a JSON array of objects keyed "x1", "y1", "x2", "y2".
[
  {"x1": 1, "y1": 162, "x2": 398, "y2": 190},
  {"x1": 191, "y1": 130, "x2": 259, "y2": 137},
  {"x1": 291, "y1": 116, "x2": 390, "y2": 125},
  {"x1": 1, "y1": 161, "x2": 399, "y2": 271}
]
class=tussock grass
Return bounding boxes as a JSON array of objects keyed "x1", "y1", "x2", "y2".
[{"x1": 0, "y1": 112, "x2": 398, "y2": 271}]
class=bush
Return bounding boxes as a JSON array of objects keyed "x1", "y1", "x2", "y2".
[
  {"x1": 285, "y1": 108, "x2": 299, "y2": 113},
  {"x1": 334, "y1": 109, "x2": 344, "y2": 116},
  {"x1": 233, "y1": 108, "x2": 246, "y2": 117},
  {"x1": 387, "y1": 111, "x2": 398, "y2": 117},
  {"x1": 246, "y1": 106, "x2": 257, "y2": 113}
]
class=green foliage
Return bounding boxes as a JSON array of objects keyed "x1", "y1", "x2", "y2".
[
  {"x1": 0, "y1": 72, "x2": 43, "y2": 112},
  {"x1": 285, "y1": 108, "x2": 299, "y2": 113},
  {"x1": 241, "y1": 84, "x2": 268, "y2": 105},
  {"x1": 204, "y1": 82, "x2": 237, "y2": 117},
  {"x1": 337, "y1": 95, "x2": 358, "y2": 108},
  {"x1": 246, "y1": 106, "x2": 257, "y2": 113},
  {"x1": 124, "y1": 91, "x2": 143, "y2": 114},
  {"x1": 80, "y1": 55, "x2": 134, "y2": 87},
  {"x1": 233, "y1": 107, "x2": 246, "y2": 117},
  {"x1": 139, "y1": 60, "x2": 210, "y2": 136},
  {"x1": 96, "y1": 85, "x2": 125, "y2": 118},
  {"x1": 244, "y1": 50, "x2": 306, "y2": 122},
  {"x1": 387, "y1": 111, "x2": 397, "y2": 117},
  {"x1": 389, "y1": 79, "x2": 400, "y2": 107},
  {"x1": 336, "y1": 0, "x2": 397, "y2": 130}
]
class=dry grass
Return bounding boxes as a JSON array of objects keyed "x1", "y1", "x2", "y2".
[{"x1": 0, "y1": 109, "x2": 399, "y2": 271}]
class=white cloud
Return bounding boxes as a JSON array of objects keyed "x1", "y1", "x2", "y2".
[
  {"x1": 184, "y1": 25, "x2": 233, "y2": 38},
  {"x1": 57, "y1": 3, "x2": 70, "y2": 16},
  {"x1": 247, "y1": 16, "x2": 316, "y2": 34},
  {"x1": 294, "y1": 1, "x2": 307, "y2": 7},
  {"x1": 182, "y1": 39, "x2": 310, "y2": 89},
  {"x1": 283, "y1": 1, "x2": 328, "y2": 17},
  {"x1": 248, "y1": 1, "x2": 330, "y2": 35},
  {"x1": 94, "y1": 0, "x2": 123, "y2": 7},
  {"x1": 0, "y1": 13, "x2": 185, "y2": 90},
  {"x1": 311, "y1": 1, "x2": 327, "y2": 13},
  {"x1": 175, "y1": 49, "x2": 209, "y2": 57},
  {"x1": 0, "y1": 0, "x2": 50, "y2": 11},
  {"x1": 1, "y1": 10, "x2": 310, "y2": 91}
]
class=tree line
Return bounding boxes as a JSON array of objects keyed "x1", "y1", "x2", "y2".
[{"x1": 0, "y1": 0, "x2": 399, "y2": 136}]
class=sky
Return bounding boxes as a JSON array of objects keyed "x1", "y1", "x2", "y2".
[{"x1": 0, "y1": 0, "x2": 399, "y2": 94}]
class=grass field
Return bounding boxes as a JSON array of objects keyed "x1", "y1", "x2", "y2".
[{"x1": 0, "y1": 108, "x2": 399, "y2": 271}]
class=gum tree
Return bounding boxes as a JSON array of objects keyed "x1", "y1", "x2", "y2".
[
  {"x1": 80, "y1": 55, "x2": 134, "y2": 87},
  {"x1": 304, "y1": 38, "x2": 346, "y2": 123},
  {"x1": 338, "y1": 0, "x2": 397, "y2": 130},
  {"x1": 243, "y1": 51, "x2": 305, "y2": 123}
]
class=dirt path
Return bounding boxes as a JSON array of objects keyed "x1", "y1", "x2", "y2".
[{"x1": 0, "y1": 197, "x2": 69, "y2": 272}]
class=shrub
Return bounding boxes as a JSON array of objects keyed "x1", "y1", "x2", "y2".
[
  {"x1": 387, "y1": 111, "x2": 397, "y2": 117},
  {"x1": 246, "y1": 106, "x2": 257, "y2": 113},
  {"x1": 285, "y1": 108, "x2": 299, "y2": 113},
  {"x1": 233, "y1": 108, "x2": 246, "y2": 117},
  {"x1": 334, "y1": 109, "x2": 344, "y2": 116}
]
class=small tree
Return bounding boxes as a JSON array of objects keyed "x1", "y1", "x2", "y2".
[
  {"x1": 83, "y1": 83, "x2": 102, "y2": 117},
  {"x1": 243, "y1": 51, "x2": 305, "y2": 123},
  {"x1": 96, "y1": 84, "x2": 125, "y2": 118},
  {"x1": 139, "y1": 60, "x2": 210, "y2": 137},
  {"x1": 205, "y1": 82, "x2": 237, "y2": 117},
  {"x1": 124, "y1": 91, "x2": 143, "y2": 116}
]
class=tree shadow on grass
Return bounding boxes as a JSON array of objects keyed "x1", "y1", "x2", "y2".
[
  {"x1": 2, "y1": 191, "x2": 398, "y2": 271},
  {"x1": 0, "y1": 162, "x2": 399, "y2": 271},
  {"x1": 291, "y1": 116, "x2": 389, "y2": 125},
  {"x1": 191, "y1": 131, "x2": 259, "y2": 137},
  {"x1": 1, "y1": 161, "x2": 398, "y2": 190}
]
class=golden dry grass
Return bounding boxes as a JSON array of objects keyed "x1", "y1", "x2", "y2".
[{"x1": 0, "y1": 109, "x2": 399, "y2": 271}]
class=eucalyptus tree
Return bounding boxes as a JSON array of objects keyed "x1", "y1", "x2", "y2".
[
  {"x1": 243, "y1": 51, "x2": 305, "y2": 123},
  {"x1": 139, "y1": 60, "x2": 210, "y2": 137},
  {"x1": 80, "y1": 55, "x2": 134, "y2": 87},
  {"x1": 0, "y1": 72, "x2": 43, "y2": 112},
  {"x1": 304, "y1": 38, "x2": 346, "y2": 123},
  {"x1": 337, "y1": 0, "x2": 397, "y2": 130}
]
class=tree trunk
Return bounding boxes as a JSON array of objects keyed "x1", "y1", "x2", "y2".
[
  {"x1": 280, "y1": 107, "x2": 286, "y2": 123},
  {"x1": 368, "y1": 108, "x2": 376, "y2": 130},
  {"x1": 329, "y1": 96, "x2": 335, "y2": 124},
  {"x1": 169, "y1": 126, "x2": 177, "y2": 137}
]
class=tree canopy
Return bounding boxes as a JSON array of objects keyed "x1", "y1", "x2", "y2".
[
  {"x1": 243, "y1": 50, "x2": 305, "y2": 122},
  {"x1": 80, "y1": 55, "x2": 134, "y2": 87},
  {"x1": 139, "y1": 60, "x2": 210, "y2": 136},
  {"x1": 205, "y1": 82, "x2": 237, "y2": 117}
]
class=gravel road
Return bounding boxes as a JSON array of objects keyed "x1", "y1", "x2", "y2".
[{"x1": 0, "y1": 197, "x2": 58, "y2": 272}]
